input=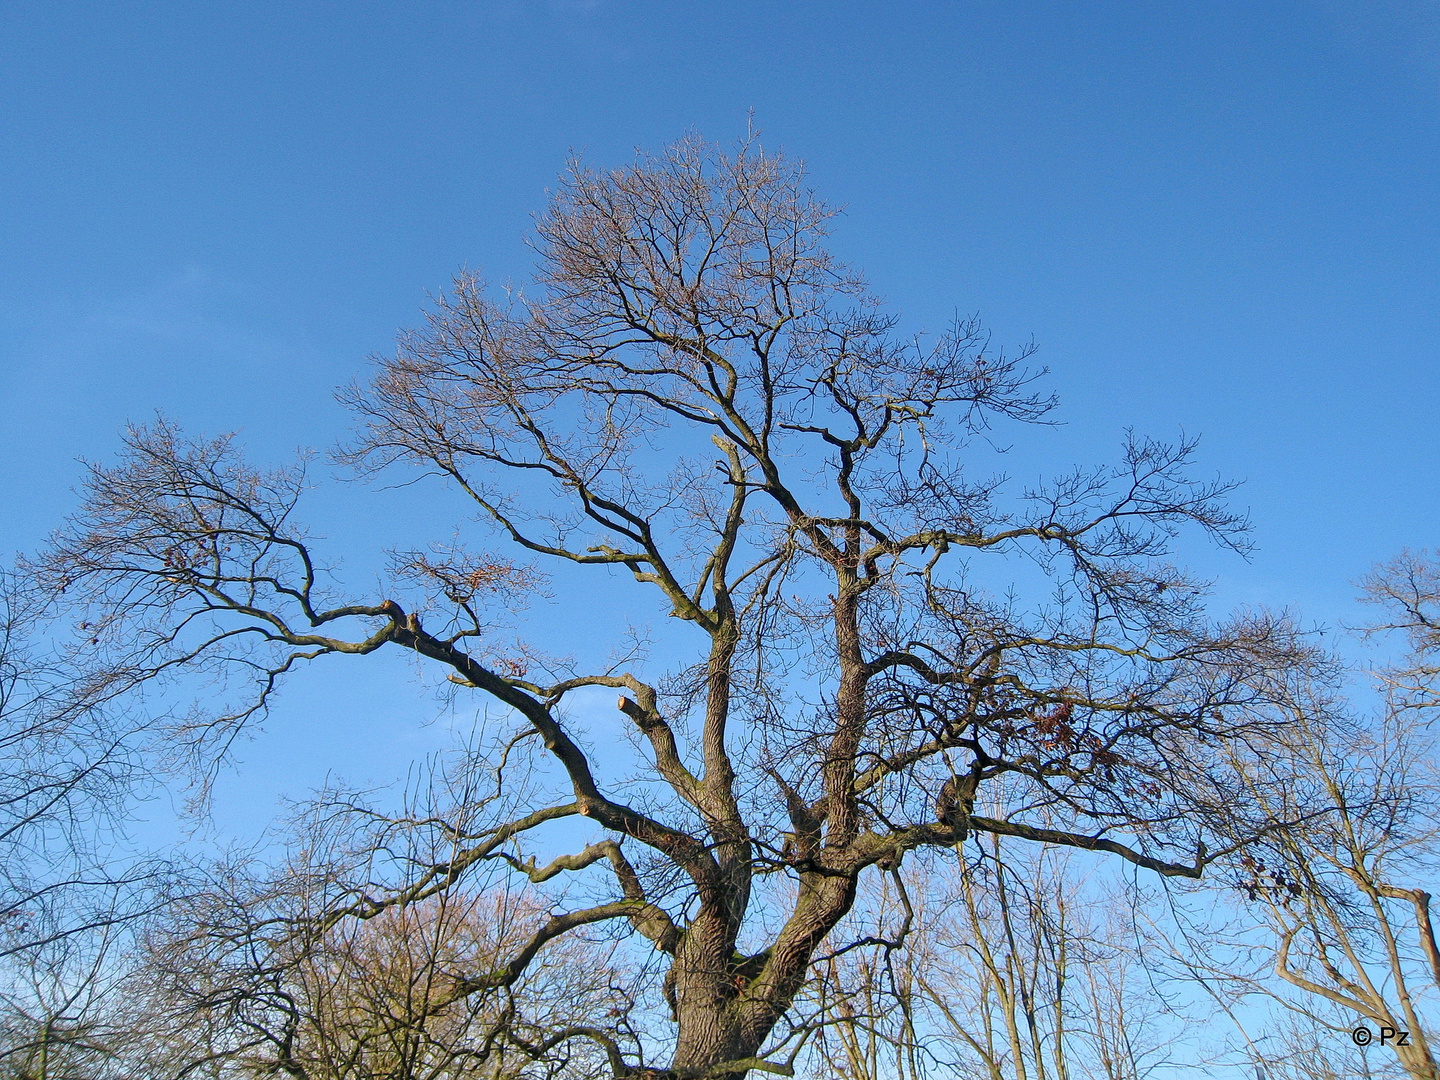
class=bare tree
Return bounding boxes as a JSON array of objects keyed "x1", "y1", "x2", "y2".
[
  {"x1": 1166, "y1": 697, "x2": 1440, "y2": 1079},
  {"x1": 0, "y1": 572, "x2": 148, "y2": 940},
  {"x1": 804, "y1": 840, "x2": 1188, "y2": 1080},
  {"x1": 0, "y1": 569, "x2": 167, "y2": 1078},
  {"x1": 0, "y1": 908, "x2": 129, "y2": 1080},
  {"x1": 33, "y1": 133, "x2": 1313, "y2": 1079},
  {"x1": 1151, "y1": 552, "x2": 1440, "y2": 1080},
  {"x1": 130, "y1": 862, "x2": 627, "y2": 1079},
  {"x1": 1359, "y1": 550, "x2": 1440, "y2": 718}
]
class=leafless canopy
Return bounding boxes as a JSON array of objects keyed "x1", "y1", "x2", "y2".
[{"x1": 36, "y1": 134, "x2": 1311, "y2": 1079}]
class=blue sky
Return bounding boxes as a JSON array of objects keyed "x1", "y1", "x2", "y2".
[{"x1": 2, "y1": 1, "x2": 1439, "y2": 826}]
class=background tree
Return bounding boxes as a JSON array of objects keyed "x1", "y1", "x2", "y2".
[
  {"x1": 0, "y1": 572, "x2": 152, "y2": 944},
  {"x1": 34, "y1": 134, "x2": 1313, "y2": 1079},
  {"x1": 116, "y1": 750, "x2": 636, "y2": 1080},
  {"x1": 129, "y1": 853, "x2": 628, "y2": 1078},
  {"x1": 1163, "y1": 694, "x2": 1440, "y2": 1079},
  {"x1": 803, "y1": 839, "x2": 1188, "y2": 1080},
  {"x1": 1146, "y1": 552, "x2": 1440, "y2": 1080},
  {"x1": 1361, "y1": 550, "x2": 1440, "y2": 720},
  {"x1": 0, "y1": 572, "x2": 165, "y2": 1079},
  {"x1": 0, "y1": 910, "x2": 128, "y2": 1080}
]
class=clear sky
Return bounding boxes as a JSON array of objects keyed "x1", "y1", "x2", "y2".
[{"x1": 2, "y1": 1, "x2": 1438, "y2": 827}]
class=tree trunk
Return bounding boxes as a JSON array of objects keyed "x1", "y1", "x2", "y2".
[{"x1": 667, "y1": 904, "x2": 753, "y2": 1079}]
